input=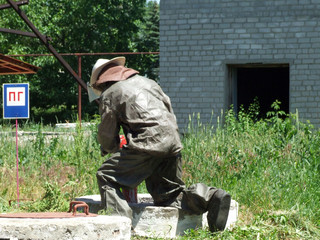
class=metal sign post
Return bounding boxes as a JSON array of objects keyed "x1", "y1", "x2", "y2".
[{"x1": 3, "y1": 83, "x2": 30, "y2": 207}]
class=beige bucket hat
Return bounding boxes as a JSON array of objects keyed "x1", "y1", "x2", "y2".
[{"x1": 89, "y1": 56, "x2": 126, "y2": 96}]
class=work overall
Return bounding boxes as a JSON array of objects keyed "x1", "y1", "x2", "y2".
[
  {"x1": 96, "y1": 149, "x2": 219, "y2": 219},
  {"x1": 96, "y1": 75, "x2": 229, "y2": 230}
]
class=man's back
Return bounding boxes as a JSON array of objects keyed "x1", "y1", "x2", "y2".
[{"x1": 99, "y1": 75, "x2": 183, "y2": 156}]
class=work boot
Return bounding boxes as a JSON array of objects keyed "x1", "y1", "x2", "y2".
[{"x1": 207, "y1": 189, "x2": 231, "y2": 232}]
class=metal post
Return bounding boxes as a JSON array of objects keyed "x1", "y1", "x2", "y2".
[
  {"x1": 78, "y1": 55, "x2": 82, "y2": 127},
  {"x1": 15, "y1": 119, "x2": 20, "y2": 207}
]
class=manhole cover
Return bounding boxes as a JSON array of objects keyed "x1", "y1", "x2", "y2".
[
  {"x1": 0, "y1": 212, "x2": 98, "y2": 218},
  {"x1": 0, "y1": 201, "x2": 98, "y2": 218}
]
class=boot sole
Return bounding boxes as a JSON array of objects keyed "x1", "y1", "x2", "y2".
[{"x1": 207, "y1": 190, "x2": 231, "y2": 232}]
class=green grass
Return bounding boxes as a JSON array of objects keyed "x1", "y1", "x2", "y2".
[
  {"x1": 180, "y1": 103, "x2": 320, "y2": 239},
  {"x1": 1, "y1": 103, "x2": 320, "y2": 239},
  {"x1": 0, "y1": 121, "x2": 102, "y2": 212}
]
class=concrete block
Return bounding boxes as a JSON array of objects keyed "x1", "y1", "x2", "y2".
[
  {"x1": 55, "y1": 123, "x2": 94, "y2": 129},
  {"x1": 76, "y1": 194, "x2": 239, "y2": 239},
  {"x1": 0, "y1": 215, "x2": 131, "y2": 240},
  {"x1": 131, "y1": 203, "x2": 180, "y2": 238}
]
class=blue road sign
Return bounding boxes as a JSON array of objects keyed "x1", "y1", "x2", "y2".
[{"x1": 3, "y1": 83, "x2": 29, "y2": 119}]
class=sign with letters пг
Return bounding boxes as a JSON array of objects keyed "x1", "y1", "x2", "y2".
[{"x1": 3, "y1": 83, "x2": 29, "y2": 119}]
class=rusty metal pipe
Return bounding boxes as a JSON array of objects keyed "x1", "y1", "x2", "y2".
[
  {"x1": 0, "y1": 0, "x2": 28, "y2": 10},
  {"x1": 0, "y1": 28, "x2": 52, "y2": 40},
  {"x1": 6, "y1": 0, "x2": 87, "y2": 91},
  {"x1": 9, "y1": 52, "x2": 159, "y2": 57},
  {"x1": 78, "y1": 55, "x2": 82, "y2": 126}
]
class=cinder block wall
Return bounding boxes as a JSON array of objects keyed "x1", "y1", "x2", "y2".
[{"x1": 159, "y1": 0, "x2": 320, "y2": 130}]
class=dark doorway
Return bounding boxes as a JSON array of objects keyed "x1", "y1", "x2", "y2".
[{"x1": 235, "y1": 66, "x2": 289, "y2": 118}]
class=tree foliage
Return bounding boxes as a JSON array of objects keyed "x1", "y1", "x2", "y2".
[
  {"x1": 131, "y1": 1, "x2": 159, "y2": 80},
  {"x1": 0, "y1": 0, "x2": 159, "y2": 123}
]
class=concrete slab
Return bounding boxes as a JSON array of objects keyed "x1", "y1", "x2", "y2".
[
  {"x1": 55, "y1": 123, "x2": 94, "y2": 129},
  {"x1": 76, "y1": 194, "x2": 239, "y2": 239},
  {"x1": 0, "y1": 215, "x2": 131, "y2": 240}
]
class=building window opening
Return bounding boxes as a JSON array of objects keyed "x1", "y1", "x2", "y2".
[{"x1": 229, "y1": 65, "x2": 289, "y2": 118}]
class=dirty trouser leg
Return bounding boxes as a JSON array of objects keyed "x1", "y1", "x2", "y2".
[
  {"x1": 145, "y1": 153, "x2": 185, "y2": 206},
  {"x1": 145, "y1": 154, "x2": 230, "y2": 231},
  {"x1": 146, "y1": 155, "x2": 231, "y2": 231},
  {"x1": 145, "y1": 154, "x2": 218, "y2": 213},
  {"x1": 178, "y1": 183, "x2": 231, "y2": 231},
  {"x1": 178, "y1": 183, "x2": 222, "y2": 213},
  {"x1": 97, "y1": 181, "x2": 132, "y2": 218},
  {"x1": 96, "y1": 149, "x2": 166, "y2": 219}
]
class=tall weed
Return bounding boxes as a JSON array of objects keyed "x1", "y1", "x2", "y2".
[
  {"x1": 0, "y1": 120, "x2": 103, "y2": 211},
  {"x1": 182, "y1": 102, "x2": 320, "y2": 238}
]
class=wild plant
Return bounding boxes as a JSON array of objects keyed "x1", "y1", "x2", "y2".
[{"x1": 181, "y1": 101, "x2": 320, "y2": 239}]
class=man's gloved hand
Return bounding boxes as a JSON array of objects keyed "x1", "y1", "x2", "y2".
[
  {"x1": 100, "y1": 146, "x2": 108, "y2": 157},
  {"x1": 100, "y1": 135, "x2": 126, "y2": 157}
]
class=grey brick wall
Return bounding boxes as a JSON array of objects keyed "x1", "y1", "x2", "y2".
[{"x1": 160, "y1": 0, "x2": 320, "y2": 130}]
